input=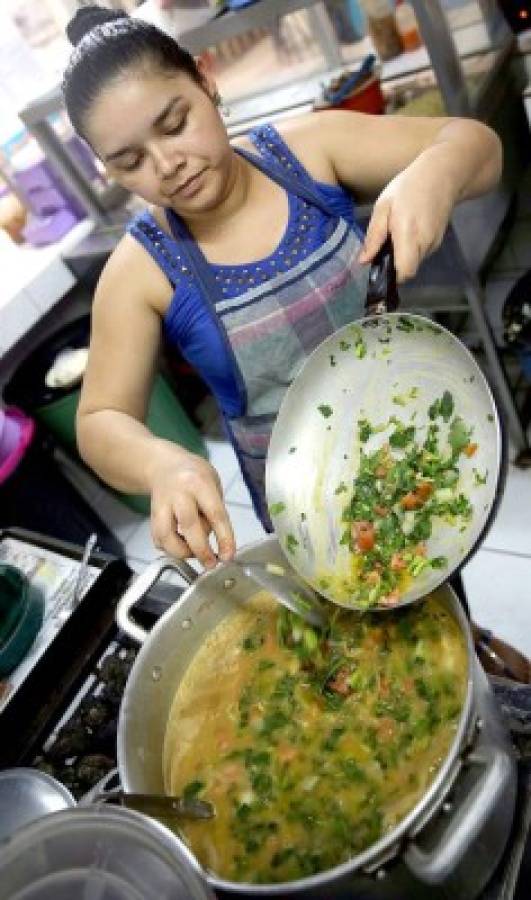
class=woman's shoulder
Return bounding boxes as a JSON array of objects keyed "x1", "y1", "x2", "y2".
[
  {"x1": 95, "y1": 224, "x2": 172, "y2": 318},
  {"x1": 232, "y1": 112, "x2": 355, "y2": 186}
]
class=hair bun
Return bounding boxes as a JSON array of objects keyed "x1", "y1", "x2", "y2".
[{"x1": 66, "y1": 5, "x2": 128, "y2": 47}]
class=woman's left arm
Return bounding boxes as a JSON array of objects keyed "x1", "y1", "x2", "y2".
[{"x1": 315, "y1": 111, "x2": 502, "y2": 282}]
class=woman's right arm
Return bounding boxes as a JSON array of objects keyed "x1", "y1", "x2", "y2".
[{"x1": 76, "y1": 236, "x2": 236, "y2": 567}]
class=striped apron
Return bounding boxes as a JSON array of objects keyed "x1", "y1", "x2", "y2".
[{"x1": 166, "y1": 145, "x2": 370, "y2": 529}]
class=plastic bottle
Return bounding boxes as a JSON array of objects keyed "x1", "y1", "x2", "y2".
[
  {"x1": 362, "y1": 0, "x2": 402, "y2": 61},
  {"x1": 394, "y1": 0, "x2": 422, "y2": 51}
]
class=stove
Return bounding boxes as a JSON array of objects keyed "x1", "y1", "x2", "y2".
[
  {"x1": 0, "y1": 528, "x2": 173, "y2": 791},
  {"x1": 1, "y1": 528, "x2": 531, "y2": 899}
]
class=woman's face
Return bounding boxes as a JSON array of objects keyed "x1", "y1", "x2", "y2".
[{"x1": 84, "y1": 62, "x2": 234, "y2": 214}]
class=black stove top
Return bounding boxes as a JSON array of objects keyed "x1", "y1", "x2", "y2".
[{"x1": 32, "y1": 634, "x2": 138, "y2": 800}]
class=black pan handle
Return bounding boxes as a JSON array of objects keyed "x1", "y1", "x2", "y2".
[{"x1": 365, "y1": 237, "x2": 400, "y2": 316}]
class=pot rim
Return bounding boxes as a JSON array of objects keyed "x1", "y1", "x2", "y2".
[{"x1": 118, "y1": 535, "x2": 476, "y2": 894}]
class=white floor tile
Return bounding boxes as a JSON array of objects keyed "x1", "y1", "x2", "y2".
[
  {"x1": 225, "y1": 471, "x2": 253, "y2": 506},
  {"x1": 482, "y1": 463, "x2": 531, "y2": 556},
  {"x1": 226, "y1": 502, "x2": 267, "y2": 551},
  {"x1": 125, "y1": 517, "x2": 158, "y2": 566},
  {"x1": 461, "y1": 548, "x2": 531, "y2": 658},
  {"x1": 205, "y1": 438, "x2": 240, "y2": 490}
]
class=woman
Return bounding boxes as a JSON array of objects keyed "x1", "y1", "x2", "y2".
[{"x1": 64, "y1": 6, "x2": 502, "y2": 570}]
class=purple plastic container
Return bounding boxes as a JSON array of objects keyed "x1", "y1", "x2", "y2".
[
  {"x1": 0, "y1": 408, "x2": 35, "y2": 485},
  {"x1": 0, "y1": 410, "x2": 20, "y2": 460}
]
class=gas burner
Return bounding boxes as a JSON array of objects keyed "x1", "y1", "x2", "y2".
[{"x1": 32, "y1": 636, "x2": 139, "y2": 800}]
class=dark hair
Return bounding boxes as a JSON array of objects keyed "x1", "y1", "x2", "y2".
[{"x1": 62, "y1": 5, "x2": 202, "y2": 140}]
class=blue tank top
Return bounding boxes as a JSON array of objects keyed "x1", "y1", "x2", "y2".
[{"x1": 128, "y1": 125, "x2": 360, "y2": 417}]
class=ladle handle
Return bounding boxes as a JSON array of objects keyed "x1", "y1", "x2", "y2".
[
  {"x1": 365, "y1": 237, "x2": 400, "y2": 316},
  {"x1": 116, "y1": 556, "x2": 198, "y2": 644}
]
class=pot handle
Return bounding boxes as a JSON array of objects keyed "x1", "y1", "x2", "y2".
[
  {"x1": 404, "y1": 743, "x2": 514, "y2": 885},
  {"x1": 116, "y1": 556, "x2": 198, "y2": 644}
]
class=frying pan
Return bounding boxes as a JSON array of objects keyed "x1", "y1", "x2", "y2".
[{"x1": 266, "y1": 311, "x2": 503, "y2": 611}]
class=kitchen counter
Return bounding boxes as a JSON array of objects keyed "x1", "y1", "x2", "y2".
[{"x1": 0, "y1": 219, "x2": 93, "y2": 357}]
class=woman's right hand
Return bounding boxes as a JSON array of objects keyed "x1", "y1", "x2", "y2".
[{"x1": 148, "y1": 442, "x2": 236, "y2": 569}]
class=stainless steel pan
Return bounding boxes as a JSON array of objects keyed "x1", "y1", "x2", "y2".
[{"x1": 266, "y1": 312, "x2": 503, "y2": 610}]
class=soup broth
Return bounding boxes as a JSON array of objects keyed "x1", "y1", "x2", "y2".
[{"x1": 163, "y1": 593, "x2": 467, "y2": 884}]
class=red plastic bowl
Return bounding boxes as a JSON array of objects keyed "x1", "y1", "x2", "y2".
[{"x1": 320, "y1": 75, "x2": 386, "y2": 115}]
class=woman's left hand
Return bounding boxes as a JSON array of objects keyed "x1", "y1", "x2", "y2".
[{"x1": 358, "y1": 151, "x2": 456, "y2": 283}]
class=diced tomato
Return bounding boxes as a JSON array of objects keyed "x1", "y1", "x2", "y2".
[
  {"x1": 391, "y1": 552, "x2": 406, "y2": 572},
  {"x1": 464, "y1": 443, "x2": 478, "y2": 457},
  {"x1": 379, "y1": 673, "x2": 390, "y2": 697},
  {"x1": 379, "y1": 589, "x2": 400, "y2": 607},
  {"x1": 377, "y1": 716, "x2": 397, "y2": 741},
  {"x1": 416, "y1": 481, "x2": 433, "y2": 501},
  {"x1": 366, "y1": 628, "x2": 384, "y2": 647},
  {"x1": 217, "y1": 734, "x2": 231, "y2": 752},
  {"x1": 352, "y1": 521, "x2": 375, "y2": 552},
  {"x1": 277, "y1": 744, "x2": 298, "y2": 763},
  {"x1": 401, "y1": 482, "x2": 432, "y2": 509},
  {"x1": 328, "y1": 667, "x2": 352, "y2": 696},
  {"x1": 400, "y1": 491, "x2": 422, "y2": 510}
]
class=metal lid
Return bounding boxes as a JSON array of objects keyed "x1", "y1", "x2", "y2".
[
  {"x1": 0, "y1": 806, "x2": 215, "y2": 900},
  {"x1": 0, "y1": 768, "x2": 75, "y2": 843}
]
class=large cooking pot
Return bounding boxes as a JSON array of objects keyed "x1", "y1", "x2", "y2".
[{"x1": 116, "y1": 537, "x2": 517, "y2": 900}]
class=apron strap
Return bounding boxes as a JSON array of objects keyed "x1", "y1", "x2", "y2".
[
  {"x1": 164, "y1": 211, "x2": 248, "y2": 414},
  {"x1": 233, "y1": 146, "x2": 341, "y2": 219}
]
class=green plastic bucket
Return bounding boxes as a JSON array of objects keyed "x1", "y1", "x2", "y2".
[{"x1": 34, "y1": 374, "x2": 207, "y2": 516}]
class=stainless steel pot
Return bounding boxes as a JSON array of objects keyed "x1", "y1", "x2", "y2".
[{"x1": 116, "y1": 536, "x2": 517, "y2": 900}]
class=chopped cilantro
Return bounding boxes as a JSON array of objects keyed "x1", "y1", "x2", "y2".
[
  {"x1": 286, "y1": 534, "x2": 299, "y2": 554},
  {"x1": 396, "y1": 316, "x2": 415, "y2": 332},
  {"x1": 183, "y1": 779, "x2": 204, "y2": 800},
  {"x1": 358, "y1": 418, "x2": 373, "y2": 443},
  {"x1": 389, "y1": 424, "x2": 415, "y2": 448},
  {"x1": 448, "y1": 417, "x2": 472, "y2": 454},
  {"x1": 269, "y1": 501, "x2": 286, "y2": 516},
  {"x1": 243, "y1": 633, "x2": 265, "y2": 652},
  {"x1": 440, "y1": 391, "x2": 454, "y2": 422},
  {"x1": 429, "y1": 391, "x2": 454, "y2": 422},
  {"x1": 392, "y1": 394, "x2": 407, "y2": 407},
  {"x1": 318, "y1": 404, "x2": 333, "y2": 418}
]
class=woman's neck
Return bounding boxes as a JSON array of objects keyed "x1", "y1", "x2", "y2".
[{"x1": 174, "y1": 150, "x2": 254, "y2": 242}]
